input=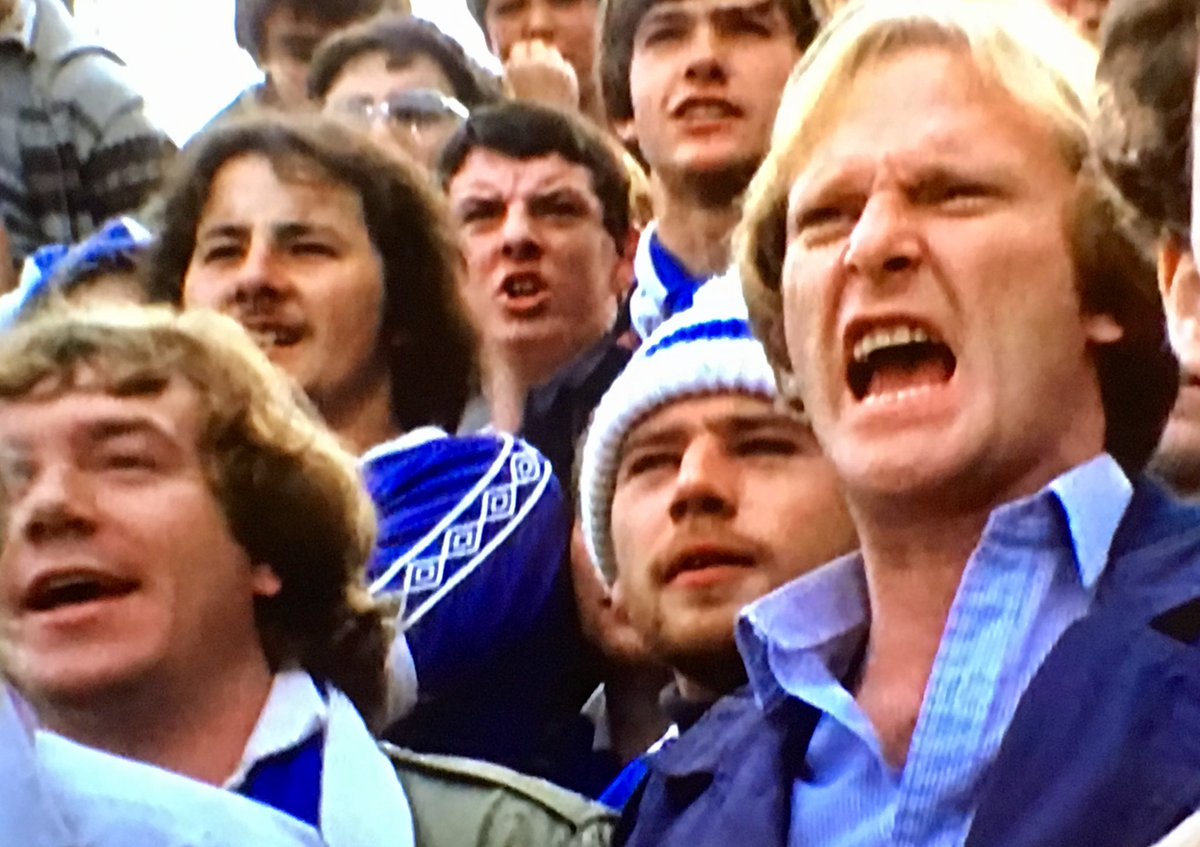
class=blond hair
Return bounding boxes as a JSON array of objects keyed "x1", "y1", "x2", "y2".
[{"x1": 736, "y1": 0, "x2": 1176, "y2": 474}]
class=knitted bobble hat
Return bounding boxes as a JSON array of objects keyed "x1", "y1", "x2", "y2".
[{"x1": 579, "y1": 274, "x2": 779, "y2": 580}]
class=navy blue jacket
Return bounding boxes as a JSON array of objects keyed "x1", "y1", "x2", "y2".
[{"x1": 618, "y1": 480, "x2": 1200, "y2": 847}]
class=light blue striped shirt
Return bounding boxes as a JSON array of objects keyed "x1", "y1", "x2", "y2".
[{"x1": 736, "y1": 454, "x2": 1132, "y2": 847}]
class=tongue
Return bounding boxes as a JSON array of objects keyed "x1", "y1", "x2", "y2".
[{"x1": 865, "y1": 346, "x2": 953, "y2": 398}]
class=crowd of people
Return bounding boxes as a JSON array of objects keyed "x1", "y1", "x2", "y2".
[{"x1": 8, "y1": 0, "x2": 1200, "y2": 844}]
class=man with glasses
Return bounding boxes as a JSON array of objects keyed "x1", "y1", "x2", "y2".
[{"x1": 311, "y1": 15, "x2": 500, "y2": 170}]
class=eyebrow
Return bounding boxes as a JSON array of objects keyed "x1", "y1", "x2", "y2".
[
  {"x1": 622, "y1": 410, "x2": 802, "y2": 454},
  {"x1": 195, "y1": 221, "x2": 340, "y2": 243},
  {"x1": 643, "y1": 0, "x2": 778, "y2": 24},
  {"x1": 84, "y1": 417, "x2": 179, "y2": 447}
]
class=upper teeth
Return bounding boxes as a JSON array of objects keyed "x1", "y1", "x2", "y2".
[
  {"x1": 507, "y1": 278, "x2": 540, "y2": 296},
  {"x1": 852, "y1": 325, "x2": 932, "y2": 362},
  {"x1": 681, "y1": 104, "x2": 731, "y2": 119}
]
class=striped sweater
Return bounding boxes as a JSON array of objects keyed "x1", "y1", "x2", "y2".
[{"x1": 0, "y1": 0, "x2": 172, "y2": 265}]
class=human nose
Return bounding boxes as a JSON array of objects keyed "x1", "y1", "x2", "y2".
[
  {"x1": 668, "y1": 435, "x2": 737, "y2": 522},
  {"x1": 683, "y1": 23, "x2": 729, "y2": 85},
  {"x1": 500, "y1": 204, "x2": 542, "y2": 261},
  {"x1": 14, "y1": 461, "x2": 97, "y2": 546},
  {"x1": 842, "y1": 192, "x2": 921, "y2": 281},
  {"x1": 229, "y1": 240, "x2": 289, "y2": 308},
  {"x1": 524, "y1": 0, "x2": 555, "y2": 39}
]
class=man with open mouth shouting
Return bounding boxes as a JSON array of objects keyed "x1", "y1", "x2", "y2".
[
  {"x1": 0, "y1": 307, "x2": 613, "y2": 847},
  {"x1": 617, "y1": 1, "x2": 1200, "y2": 846}
]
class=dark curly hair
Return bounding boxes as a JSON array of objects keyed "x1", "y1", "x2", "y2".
[
  {"x1": 146, "y1": 114, "x2": 475, "y2": 435},
  {"x1": 0, "y1": 307, "x2": 390, "y2": 725}
]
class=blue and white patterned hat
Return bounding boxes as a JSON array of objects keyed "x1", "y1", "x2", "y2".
[{"x1": 579, "y1": 274, "x2": 779, "y2": 580}]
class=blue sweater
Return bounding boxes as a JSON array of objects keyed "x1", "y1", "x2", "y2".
[{"x1": 618, "y1": 479, "x2": 1200, "y2": 847}]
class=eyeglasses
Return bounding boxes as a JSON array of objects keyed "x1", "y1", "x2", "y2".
[{"x1": 329, "y1": 89, "x2": 469, "y2": 133}]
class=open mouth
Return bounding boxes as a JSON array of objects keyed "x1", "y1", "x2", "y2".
[
  {"x1": 243, "y1": 323, "x2": 305, "y2": 350},
  {"x1": 666, "y1": 548, "x2": 755, "y2": 584},
  {"x1": 25, "y1": 571, "x2": 138, "y2": 613},
  {"x1": 673, "y1": 98, "x2": 741, "y2": 121},
  {"x1": 847, "y1": 322, "x2": 957, "y2": 402},
  {"x1": 499, "y1": 273, "x2": 550, "y2": 314}
]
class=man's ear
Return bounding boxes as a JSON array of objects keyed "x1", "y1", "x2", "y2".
[
  {"x1": 251, "y1": 563, "x2": 283, "y2": 599},
  {"x1": 614, "y1": 118, "x2": 637, "y2": 151},
  {"x1": 1159, "y1": 235, "x2": 1191, "y2": 302},
  {"x1": 611, "y1": 227, "x2": 639, "y2": 299}
]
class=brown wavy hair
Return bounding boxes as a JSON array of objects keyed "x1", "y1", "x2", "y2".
[
  {"x1": 145, "y1": 113, "x2": 475, "y2": 434},
  {"x1": 0, "y1": 306, "x2": 389, "y2": 725}
]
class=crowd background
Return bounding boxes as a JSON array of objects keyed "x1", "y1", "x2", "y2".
[{"x1": 16, "y1": 0, "x2": 1200, "y2": 845}]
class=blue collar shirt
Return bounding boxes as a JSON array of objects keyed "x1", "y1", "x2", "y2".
[{"x1": 737, "y1": 454, "x2": 1133, "y2": 847}]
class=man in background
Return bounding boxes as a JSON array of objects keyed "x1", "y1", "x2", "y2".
[
  {"x1": 468, "y1": 0, "x2": 606, "y2": 125},
  {"x1": 598, "y1": 0, "x2": 821, "y2": 338},
  {"x1": 216, "y1": 0, "x2": 391, "y2": 120},
  {"x1": 440, "y1": 101, "x2": 634, "y2": 441},
  {"x1": 310, "y1": 13, "x2": 500, "y2": 170},
  {"x1": 1095, "y1": 0, "x2": 1200, "y2": 495},
  {"x1": 578, "y1": 281, "x2": 856, "y2": 806}
]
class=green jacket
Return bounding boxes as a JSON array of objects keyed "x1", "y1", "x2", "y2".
[{"x1": 386, "y1": 745, "x2": 615, "y2": 847}]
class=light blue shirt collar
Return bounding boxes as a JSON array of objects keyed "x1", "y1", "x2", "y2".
[{"x1": 738, "y1": 453, "x2": 1133, "y2": 708}]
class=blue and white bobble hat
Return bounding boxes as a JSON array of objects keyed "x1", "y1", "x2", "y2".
[{"x1": 579, "y1": 273, "x2": 779, "y2": 580}]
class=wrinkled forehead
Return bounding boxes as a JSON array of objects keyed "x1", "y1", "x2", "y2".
[
  {"x1": 449, "y1": 148, "x2": 602, "y2": 204},
  {"x1": 0, "y1": 372, "x2": 201, "y2": 460},
  {"x1": 766, "y1": 37, "x2": 1082, "y2": 206}
]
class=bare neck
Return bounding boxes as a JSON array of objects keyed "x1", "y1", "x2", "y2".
[
  {"x1": 849, "y1": 503, "x2": 993, "y2": 770},
  {"x1": 578, "y1": 78, "x2": 605, "y2": 128},
  {"x1": 479, "y1": 341, "x2": 573, "y2": 433},
  {"x1": 321, "y1": 371, "x2": 402, "y2": 454},
  {"x1": 673, "y1": 646, "x2": 748, "y2": 706},
  {"x1": 653, "y1": 185, "x2": 742, "y2": 280},
  {"x1": 604, "y1": 664, "x2": 672, "y2": 766},
  {"x1": 37, "y1": 655, "x2": 274, "y2": 786}
]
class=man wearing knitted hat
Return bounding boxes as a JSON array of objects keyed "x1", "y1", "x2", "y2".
[
  {"x1": 618, "y1": 1, "x2": 1200, "y2": 845},
  {"x1": 578, "y1": 278, "x2": 855, "y2": 805},
  {"x1": 598, "y1": 0, "x2": 823, "y2": 339}
]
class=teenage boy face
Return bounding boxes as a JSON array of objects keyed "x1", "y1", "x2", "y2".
[
  {"x1": 447, "y1": 148, "x2": 624, "y2": 369},
  {"x1": 627, "y1": 0, "x2": 801, "y2": 184}
]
